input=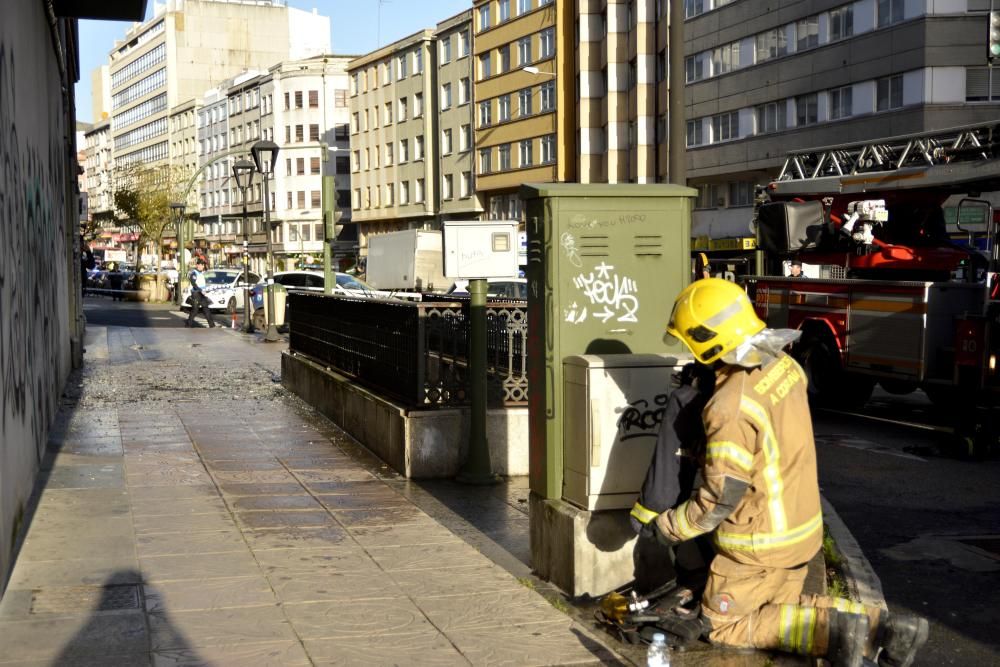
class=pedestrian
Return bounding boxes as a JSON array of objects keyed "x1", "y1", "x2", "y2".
[
  {"x1": 643, "y1": 278, "x2": 928, "y2": 667},
  {"x1": 80, "y1": 236, "x2": 95, "y2": 297},
  {"x1": 185, "y1": 257, "x2": 217, "y2": 328},
  {"x1": 107, "y1": 261, "x2": 124, "y2": 301},
  {"x1": 629, "y1": 362, "x2": 715, "y2": 596},
  {"x1": 789, "y1": 259, "x2": 804, "y2": 278}
]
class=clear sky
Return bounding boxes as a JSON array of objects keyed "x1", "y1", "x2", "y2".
[{"x1": 75, "y1": 0, "x2": 471, "y2": 123}]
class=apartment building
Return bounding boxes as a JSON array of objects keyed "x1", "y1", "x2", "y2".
[
  {"x1": 347, "y1": 31, "x2": 438, "y2": 251},
  {"x1": 471, "y1": 0, "x2": 574, "y2": 220},
  {"x1": 682, "y1": 0, "x2": 1000, "y2": 244},
  {"x1": 83, "y1": 121, "x2": 113, "y2": 219},
  {"x1": 435, "y1": 11, "x2": 485, "y2": 221},
  {"x1": 100, "y1": 0, "x2": 329, "y2": 169},
  {"x1": 168, "y1": 99, "x2": 199, "y2": 205}
]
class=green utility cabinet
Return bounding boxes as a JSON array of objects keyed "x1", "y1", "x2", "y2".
[{"x1": 523, "y1": 183, "x2": 696, "y2": 501}]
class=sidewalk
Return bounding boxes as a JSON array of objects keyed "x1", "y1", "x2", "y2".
[{"x1": 0, "y1": 324, "x2": 618, "y2": 666}]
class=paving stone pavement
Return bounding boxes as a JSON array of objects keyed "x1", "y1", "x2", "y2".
[{"x1": 0, "y1": 325, "x2": 622, "y2": 667}]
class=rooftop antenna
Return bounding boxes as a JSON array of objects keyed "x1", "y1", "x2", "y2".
[{"x1": 377, "y1": 0, "x2": 391, "y2": 48}]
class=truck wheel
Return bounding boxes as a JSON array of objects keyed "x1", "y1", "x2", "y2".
[
  {"x1": 796, "y1": 336, "x2": 840, "y2": 407},
  {"x1": 879, "y1": 379, "x2": 917, "y2": 396},
  {"x1": 924, "y1": 386, "x2": 957, "y2": 411}
]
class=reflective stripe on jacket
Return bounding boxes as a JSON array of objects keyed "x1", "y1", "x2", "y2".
[{"x1": 655, "y1": 351, "x2": 822, "y2": 568}]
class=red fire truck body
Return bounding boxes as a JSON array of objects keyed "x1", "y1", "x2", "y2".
[{"x1": 744, "y1": 122, "x2": 1000, "y2": 455}]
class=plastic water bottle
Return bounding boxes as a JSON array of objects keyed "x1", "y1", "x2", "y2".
[{"x1": 647, "y1": 632, "x2": 671, "y2": 667}]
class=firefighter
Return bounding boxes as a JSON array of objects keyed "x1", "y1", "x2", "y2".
[
  {"x1": 642, "y1": 278, "x2": 928, "y2": 667},
  {"x1": 789, "y1": 259, "x2": 804, "y2": 278}
]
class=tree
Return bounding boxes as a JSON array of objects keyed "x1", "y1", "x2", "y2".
[{"x1": 112, "y1": 161, "x2": 191, "y2": 274}]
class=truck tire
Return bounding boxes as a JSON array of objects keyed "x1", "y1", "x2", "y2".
[
  {"x1": 879, "y1": 379, "x2": 917, "y2": 396},
  {"x1": 795, "y1": 333, "x2": 874, "y2": 409}
]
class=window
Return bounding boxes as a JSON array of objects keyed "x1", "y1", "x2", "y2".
[
  {"x1": 284, "y1": 92, "x2": 291, "y2": 110},
  {"x1": 443, "y1": 174, "x2": 453, "y2": 199},
  {"x1": 519, "y1": 139, "x2": 533, "y2": 166},
  {"x1": 685, "y1": 55, "x2": 705, "y2": 83},
  {"x1": 712, "y1": 43, "x2": 739, "y2": 76},
  {"x1": 336, "y1": 156, "x2": 350, "y2": 173},
  {"x1": 830, "y1": 5, "x2": 853, "y2": 41},
  {"x1": 385, "y1": 183, "x2": 394, "y2": 206},
  {"x1": 294, "y1": 91, "x2": 303, "y2": 108},
  {"x1": 384, "y1": 102, "x2": 393, "y2": 125},
  {"x1": 795, "y1": 93, "x2": 818, "y2": 126},
  {"x1": 352, "y1": 150, "x2": 360, "y2": 171},
  {"x1": 755, "y1": 28, "x2": 787, "y2": 62},
  {"x1": 480, "y1": 148, "x2": 492, "y2": 173},
  {"x1": 363, "y1": 148, "x2": 369, "y2": 170},
  {"x1": 353, "y1": 188, "x2": 361, "y2": 209},
  {"x1": 499, "y1": 0, "x2": 510, "y2": 21},
  {"x1": 461, "y1": 171, "x2": 472, "y2": 197},
  {"x1": 829, "y1": 86, "x2": 852, "y2": 120},
  {"x1": 796, "y1": 17, "x2": 818, "y2": 51},
  {"x1": 441, "y1": 37, "x2": 452, "y2": 63},
  {"x1": 398, "y1": 97, "x2": 408, "y2": 122},
  {"x1": 415, "y1": 135, "x2": 424, "y2": 160},
  {"x1": 696, "y1": 183, "x2": 719, "y2": 210},
  {"x1": 499, "y1": 45, "x2": 511, "y2": 73},
  {"x1": 498, "y1": 94, "x2": 511, "y2": 121},
  {"x1": 397, "y1": 54, "x2": 408, "y2": 79},
  {"x1": 460, "y1": 124, "x2": 472, "y2": 151},
  {"x1": 517, "y1": 0, "x2": 531, "y2": 14},
  {"x1": 518, "y1": 36, "x2": 532, "y2": 64},
  {"x1": 656, "y1": 49, "x2": 667, "y2": 83},
  {"x1": 459, "y1": 77, "x2": 471, "y2": 104},
  {"x1": 414, "y1": 48, "x2": 424, "y2": 73},
  {"x1": 541, "y1": 134, "x2": 555, "y2": 163},
  {"x1": 399, "y1": 181, "x2": 409, "y2": 205},
  {"x1": 629, "y1": 58, "x2": 637, "y2": 89},
  {"x1": 877, "y1": 0, "x2": 904, "y2": 27},
  {"x1": 459, "y1": 30, "x2": 470, "y2": 57},
  {"x1": 479, "y1": 100, "x2": 492, "y2": 126},
  {"x1": 479, "y1": 5, "x2": 491, "y2": 30},
  {"x1": 540, "y1": 81, "x2": 555, "y2": 111},
  {"x1": 729, "y1": 181, "x2": 753, "y2": 207},
  {"x1": 297, "y1": 191, "x2": 306, "y2": 208},
  {"x1": 686, "y1": 118, "x2": 704, "y2": 147},
  {"x1": 755, "y1": 100, "x2": 787, "y2": 134},
  {"x1": 384, "y1": 143, "x2": 394, "y2": 165},
  {"x1": 415, "y1": 178, "x2": 425, "y2": 203},
  {"x1": 499, "y1": 143, "x2": 511, "y2": 170},
  {"x1": 311, "y1": 191, "x2": 321, "y2": 208},
  {"x1": 411, "y1": 93, "x2": 422, "y2": 119},
  {"x1": 309, "y1": 90, "x2": 319, "y2": 107},
  {"x1": 335, "y1": 123, "x2": 349, "y2": 140},
  {"x1": 540, "y1": 28, "x2": 555, "y2": 58},
  {"x1": 711, "y1": 111, "x2": 739, "y2": 143},
  {"x1": 519, "y1": 87, "x2": 533, "y2": 115},
  {"x1": 442, "y1": 129, "x2": 453, "y2": 154},
  {"x1": 480, "y1": 53, "x2": 492, "y2": 79},
  {"x1": 876, "y1": 75, "x2": 903, "y2": 110},
  {"x1": 309, "y1": 124, "x2": 320, "y2": 141},
  {"x1": 296, "y1": 157, "x2": 305, "y2": 175},
  {"x1": 441, "y1": 83, "x2": 452, "y2": 109},
  {"x1": 399, "y1": 138, "x2": 409, "y2": 162}
]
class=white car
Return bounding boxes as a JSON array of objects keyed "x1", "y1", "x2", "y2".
[
  {"x1": 447, "y1": 278, "x2": 527, "y2": 300},
  {"x1": 181, "y1": 268, "x2": 261, "y2": 313}
]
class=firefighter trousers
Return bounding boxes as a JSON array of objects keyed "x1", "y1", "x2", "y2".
[{"x1": 701, "y1": 553, "x2": 880, "y2": 657}]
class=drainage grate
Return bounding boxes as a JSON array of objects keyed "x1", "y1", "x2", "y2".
[
  {"x1": 954, "y1": 536, "x2": 1000, "y2": 559},
  {"x1": 30, "y1": 585, "x2": 141, "y2": 614}
]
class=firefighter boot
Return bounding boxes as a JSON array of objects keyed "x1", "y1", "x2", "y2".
[
  {"x1": 875, "y1": 613, "x2": 929, "y2": 667},
  {"x1": 826, "y1": 610, "x2": 869, "y2": 667}
]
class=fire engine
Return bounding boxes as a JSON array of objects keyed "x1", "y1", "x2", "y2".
[{"x1": 744, "y1": 121, "x2": 1000, "y2": 457}]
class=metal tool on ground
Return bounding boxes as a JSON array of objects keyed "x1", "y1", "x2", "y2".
[{"x1": 595, "y1": 581, "x2": 706, "y2": 648}]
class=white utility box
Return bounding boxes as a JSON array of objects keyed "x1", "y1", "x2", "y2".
[
  {"x1": 443, "y1": 220, "x2": 519, "y2": 279},
  {"x1": 366, "y1": 229, "x2": 447, "y2": 291},
  {"x1": 563, "y1": 354, "x2": 692, "y2": 511}
]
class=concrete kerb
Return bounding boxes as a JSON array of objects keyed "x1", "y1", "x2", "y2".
[{"x1": 821, "y1": 495, "x2": 887, "y2": 610}]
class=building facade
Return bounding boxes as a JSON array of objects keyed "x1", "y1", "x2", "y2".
[
  {"x1": 348, "y1": 31, "x2": 439, "y2": 253},
  {"x1": 101, "y1": 0, "x2": 330, "y2": 169},
  {"x1": 435, "y1": 11, "x2": 485, "y2": 221},
  {"x1": 682, "y1": 0, "x2": 1000, "y2": 243},
  {"x1": 471, "y1": 0, "x2": 574, "y2": 220},
  {"x1": 83, "y1": 120, "x2": 114, "y2": 220}
]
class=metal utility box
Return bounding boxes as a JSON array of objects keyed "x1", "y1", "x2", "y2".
[
  {"x1": 443, "y1": 221, "x2": 520, "y2": 279},
  {"x1": 523, "y1": 183, "x2": 697, "y2": 500},
  {"x1": 563, "y1": 354, "x2": 690, "y2": 510},
  {"x1": 366, "y1": 229, "x2": 448, "y2": 291}
]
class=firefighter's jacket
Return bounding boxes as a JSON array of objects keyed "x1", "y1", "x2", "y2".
[{"x1": 655, "y1": 352, "x2": 822, "y2": 569}]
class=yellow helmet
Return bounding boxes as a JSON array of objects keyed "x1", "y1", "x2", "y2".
[{"x1": 666, "y1": 278, "x2": 765, "y2": 364}]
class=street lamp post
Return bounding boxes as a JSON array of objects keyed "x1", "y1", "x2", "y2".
[
  {"x1": 232, "y1": 159, "x2": 256, "y2": 333},
  {"x1": 251, "y1": 140, "x2": 281, "y2": 342},
  {"x1": 169, "y1": 202, "x2": 187, "y2": 306}
]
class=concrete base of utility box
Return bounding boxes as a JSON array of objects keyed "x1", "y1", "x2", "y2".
[
  {"x1": 529, "y1": 492, "x2": 638, "y2": 598},
  {"x1": 281, "y1": 351, "x2": 529, "y2": 478}
]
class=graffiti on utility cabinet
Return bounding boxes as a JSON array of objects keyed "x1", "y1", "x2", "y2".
[
  {"x1": 565, "y1": 262, "x2": 639, "y2": 325},
  {"x1": 616, "y1": 393, "x2": 669, "y2": 441}
]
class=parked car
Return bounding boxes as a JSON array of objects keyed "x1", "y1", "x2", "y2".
[
  {"x1": 180, "y1": 268, "x2": 261, "y2": 313},
  {"x1": 447, "y1": 278, "x2": 528, "y2": 300},
  {"x1": 248, "y1": 271, "x2": 387, "y2": 330}
]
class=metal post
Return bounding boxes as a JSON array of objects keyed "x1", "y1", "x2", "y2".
[
  {"x1": 458, "y1": 278, "x2": 498, "y2": 485},
  {"x1": 262, "y1": 173, "x2": 280, "y2": 342},
  {"x1": 668, "y1": 0, "x2": 686, "y2": 185},
  {"x1": 241, "y1": 192, "x2": 253, "y2": 332},
  {"x1": 322, "y1": 174, "x2": 336, "y2": 295}
]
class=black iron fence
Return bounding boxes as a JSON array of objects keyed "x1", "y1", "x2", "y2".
[{"x1": 288, "y1": 292, "x2": 528, "y2": 409}]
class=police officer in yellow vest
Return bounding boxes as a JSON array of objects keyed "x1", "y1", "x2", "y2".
[{"x1": 641, "y1": 278, "x2": 928, "y2": 667}]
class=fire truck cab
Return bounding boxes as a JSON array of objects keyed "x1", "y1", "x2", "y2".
[{"x1": 744, "y1": 121, "x2": 1000, "y2": 458}]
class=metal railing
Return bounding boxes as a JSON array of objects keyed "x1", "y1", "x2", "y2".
[{"x1": 288, "y1": 292, "x2": 528, "y2": 409}]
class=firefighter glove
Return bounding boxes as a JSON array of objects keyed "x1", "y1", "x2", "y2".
[{"x1": 640, "y1": 517, "x2": 676, "y2": 548}]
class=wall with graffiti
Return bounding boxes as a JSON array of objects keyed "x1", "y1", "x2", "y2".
[{"x1": 0, "y1": 2, "x2": 75, "y2": 592}]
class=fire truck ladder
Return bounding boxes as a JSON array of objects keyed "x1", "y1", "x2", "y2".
[{"x1": 776, "y1": 121, "x2": 1000, "y2": 182}]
